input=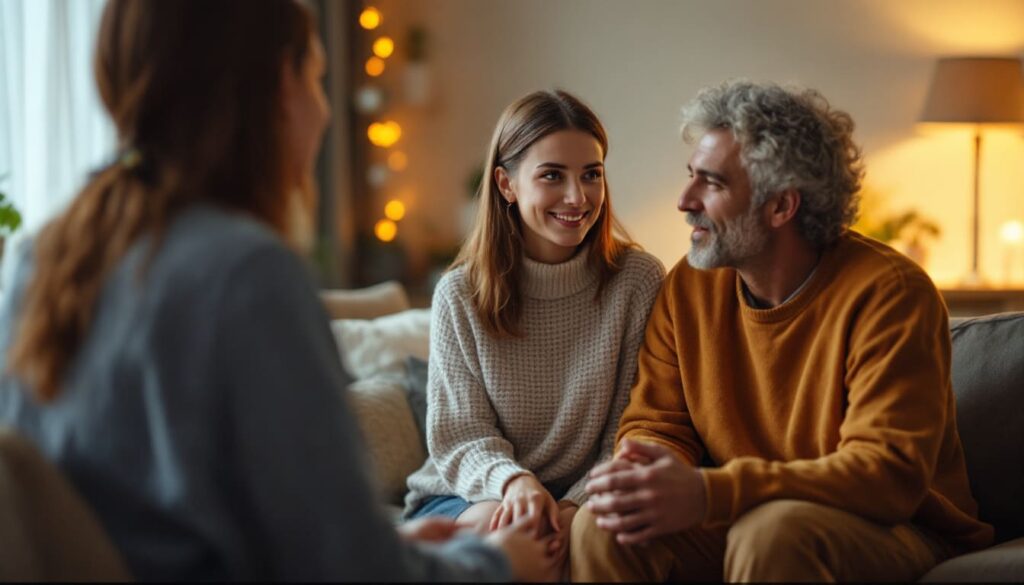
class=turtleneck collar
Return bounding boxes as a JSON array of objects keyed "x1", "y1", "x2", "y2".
[{"x1": 521, "y1": 245, "x2": 597, "y2": 300}]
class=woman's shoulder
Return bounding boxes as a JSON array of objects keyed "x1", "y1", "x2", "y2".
[
  {"x1": 432, "y1": 264, "x2": 472, "y2": 305},
  {"x1": 616, "y1": 247, "x2": 666, "y2": 284}
]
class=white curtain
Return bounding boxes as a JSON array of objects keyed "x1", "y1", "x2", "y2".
[{"x1": 0, "y1": 0, "x2": 113, "y2": 285}]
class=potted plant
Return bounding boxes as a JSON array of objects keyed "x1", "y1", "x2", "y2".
[
  {"x1": 0, "y1": 174, "x2": 23, "y2": 266},
  {"x1": 858, "y1": 208, "x2": 940, "y2": 267}
]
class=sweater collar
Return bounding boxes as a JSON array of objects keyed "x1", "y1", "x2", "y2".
[
  {"x1": 737, "y1": 239, "x2": 841, "y2": 323},
  {"x1": 521, "y1": 246, "x2": 597, "y2": 300}
]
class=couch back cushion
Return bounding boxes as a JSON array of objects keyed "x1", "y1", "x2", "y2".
[{"x1": 950, "y1": 312, "x2": 1024, "y2": 543}]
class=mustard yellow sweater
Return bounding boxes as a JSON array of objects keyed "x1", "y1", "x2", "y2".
[{"x1": 618, "y1": 232, "x2": 993, "y2": 553}]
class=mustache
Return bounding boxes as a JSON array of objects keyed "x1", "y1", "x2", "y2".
[{"x1": 686, "y1": 213, "x2": 714, "y2": 230}]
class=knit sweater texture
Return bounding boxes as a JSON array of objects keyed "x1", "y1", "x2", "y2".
[
  {"x1": 405, "y1": 247, "x2": 664, "y2": 514},
  {"x1": 619, "y1": 231, "x2": 993, "y2": 553}
]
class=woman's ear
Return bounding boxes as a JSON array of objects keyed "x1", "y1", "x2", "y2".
[{"x1": 494, "y1": 166, "x2": 516, "y2": 203}]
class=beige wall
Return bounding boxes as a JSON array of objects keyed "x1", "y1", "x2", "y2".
[{"x1": 355, "y1": 0, "x2": 1024, "y2": 286}]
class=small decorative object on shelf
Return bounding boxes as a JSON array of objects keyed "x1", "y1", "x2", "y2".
[
  {"x1": 999, "y1": 220, "x2": 1024, "y2": 285},
  {"x1": 0, "y1": 173, "x2": 24, "y2": 268}
]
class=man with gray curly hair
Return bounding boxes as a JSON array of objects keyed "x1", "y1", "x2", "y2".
[{"x1": 572, "y1": 81, "x2": 992, "y2": 581}]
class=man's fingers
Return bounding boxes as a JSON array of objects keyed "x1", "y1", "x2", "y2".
[
  {"x1": 586, "y1": 490, "x2": 649, "y2": 515},
  {"x1": 586, "y1": 468, "x2": 645, "y2": 495},
  {"x1": 590, "y1": 457, "x2": 636, "y2": 480},
  {"x1": 619, "y1": 438, "x2": 673, "y2": 461}
]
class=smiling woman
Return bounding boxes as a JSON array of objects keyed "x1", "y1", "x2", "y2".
[{"x1": 402, "y1": 89, "x2": 666, "y2": 580}]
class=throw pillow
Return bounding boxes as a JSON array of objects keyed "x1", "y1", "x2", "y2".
[
  {"x1": 403, "y1": 356, "x2": 429, "y2": 448},
  {"x1": 345, "y1": 377, "x2": 426, "y2": 506},
  {"x1": 331, "y1": 309, "x2": 431, "y2": 380}
]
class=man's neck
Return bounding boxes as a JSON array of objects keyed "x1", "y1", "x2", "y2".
[{"x1": 737, "y1": 236, "x2": 821, "y2": 308}]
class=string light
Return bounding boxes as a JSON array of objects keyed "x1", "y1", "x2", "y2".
[
  {"x1": 359, "y1": 7, "x2": 381, "y2": 30},
  {"x1": 375, "y1": 219, "x2": 398, "y2": 242},
  {"x1": 387, "y1": 151, "x2": 408, "y2": 171},
  {"x1": 384, "y1": 200, "x2": 406, "y2": 221},
  {"x1": 373, "y1": 36, "x2": 395, "y2": 59},
  {"x1": 367, "y1": 121, "x2": 402, "y2": 148},
  {"x1": 365, "y1": 56, "x2": 385, "y2": 77}
]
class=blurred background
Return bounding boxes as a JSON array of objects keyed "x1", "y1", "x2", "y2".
[{"x1": 2, "y1": 0, "x2": 1024, "y2": 311}]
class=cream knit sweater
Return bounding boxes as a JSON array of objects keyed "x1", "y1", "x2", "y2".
[{"x1": 404, "y1": 247, "x2": 664, "y2": 514}]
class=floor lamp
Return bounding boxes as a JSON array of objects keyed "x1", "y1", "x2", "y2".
[{"x1": 919, "y1": 57, "x2": 1024, "y2": 286}]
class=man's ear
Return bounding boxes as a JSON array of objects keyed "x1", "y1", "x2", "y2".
[
  {"x1": 494, "y1": 166, "x2": 516, "y2": 203},
  {"x1": 765, "y1": 188, "x2": 801, "y2": 229}
]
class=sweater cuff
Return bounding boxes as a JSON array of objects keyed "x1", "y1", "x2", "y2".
[
  {"x1": 701, "y1": 467, "x2": 736, "y2": 526},
  {"x1": 488, "y1": 462, "x2": 531, "y2": 499}
]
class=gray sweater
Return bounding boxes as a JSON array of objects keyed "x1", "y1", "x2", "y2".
[
  {"x1": 0, "y1": 205, "x2": 509, "y2": 582},
  {"x1": 405, "y1": 247, "x2": 664, "y2": 514}
]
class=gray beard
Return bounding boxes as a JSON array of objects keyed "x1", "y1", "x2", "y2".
[{"x1": 686, "y1": 206, "x2": 769, "y2": 270}]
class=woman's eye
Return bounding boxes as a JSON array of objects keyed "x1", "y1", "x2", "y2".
[
  {"x1": 584, "y1": 170, "x2": 603, "y2": 181},
  {"x1": 540, "y1": 171, "x2": 561, "y2": 181}
]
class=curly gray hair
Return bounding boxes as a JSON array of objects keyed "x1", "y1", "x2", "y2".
[{"x1": 680, "y1": 80, "x2": 864, "y2": 248}]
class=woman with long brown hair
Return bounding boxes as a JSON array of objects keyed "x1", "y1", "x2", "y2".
[
  {"x1": 0, "y1": 0, "x2": 551, "y2": 580},
  {"x1": 403, "y1": 90, "x2": 665, "y2": 574}
]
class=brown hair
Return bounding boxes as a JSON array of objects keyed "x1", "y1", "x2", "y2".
[
  {"x1": 7, "y1": 0, "x2": 315, "y2": 401},
  {"x1": 454, "y1": 89, "x2": 636, "y2": 337}
]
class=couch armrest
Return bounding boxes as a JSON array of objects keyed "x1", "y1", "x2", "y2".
[{"x1": 321, "y1": 281, "x2": 410, "y2": 321}]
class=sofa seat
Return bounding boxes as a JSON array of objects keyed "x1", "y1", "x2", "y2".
[
  {"x1": 328, "y1": 284, "x2": 1024, "y2": 581},
  {"x1": 921, "y1": 538, "x2": 1024, "y2": 581}
]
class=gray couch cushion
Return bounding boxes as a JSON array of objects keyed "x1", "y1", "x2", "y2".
[
  {"x1": 920, "y1": 537, "x2": 1024, "y2": 582},
  {"x1": 950, "y1": 312, "x2": 1024, "y2": 544}
]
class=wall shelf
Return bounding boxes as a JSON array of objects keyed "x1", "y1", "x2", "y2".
[{"x1": 940, "y1": 288, "x2": 1024, "y2": 318}]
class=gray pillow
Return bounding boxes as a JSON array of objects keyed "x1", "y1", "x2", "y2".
[
  {"x1": 950, "y1": 312, "x2": 1024, "y2": 543},
  {"x1": 403, "y1": 356, "x2": 429, "y2": 448}
]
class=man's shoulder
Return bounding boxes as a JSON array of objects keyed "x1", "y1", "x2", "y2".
[{"x1": 831, "y1": 231, "x2": 938, "y2": 296}]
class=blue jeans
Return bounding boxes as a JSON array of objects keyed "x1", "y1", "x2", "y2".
[
  {"x1": 406, "y1": 494, "x2": 473, "y2": 520},
  {"x1": 406, "y1": 485, "x2": 569, "y2": 521}
]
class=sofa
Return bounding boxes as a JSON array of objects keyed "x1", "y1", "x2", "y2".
[{"x1": 327, "y1": 281, "x2": 1024, "y2": 582}]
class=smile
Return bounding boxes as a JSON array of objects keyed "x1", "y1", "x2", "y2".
[{"x1": 549, "y1": 211, "x2": 589, "y2": 225}]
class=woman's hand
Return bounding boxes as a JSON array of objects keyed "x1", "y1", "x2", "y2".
[
  {"x1": 489, "y1": 473, "x2": 560, "y2": 537},
  {"x1": 548, "y1": 501, "x2": 578, "y2": 578},
  {"x1": 396, "y1": 516, "x2": 462, "y2": 543},
  {"x1": 485, "y1": 520, "x2": 561, "y2": 582}
]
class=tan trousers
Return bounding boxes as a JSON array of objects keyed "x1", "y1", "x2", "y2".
[{"x1": 570, "y1": 499, "x2": 947, "y2": 582}]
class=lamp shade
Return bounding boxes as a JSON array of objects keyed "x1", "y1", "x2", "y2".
[{"x1": 920, "y1": 57, "x2": 1024, "y2": 124}]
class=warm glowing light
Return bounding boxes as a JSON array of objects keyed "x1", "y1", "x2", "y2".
[
  {"x1": 882, "y1": 2, "x2": 1024, "y2": 54},
  {"x1": 373, "y1": 36, "x2": 395, "y2": 59},
  {"x1": 365, "y1": 56, "x2": 385, "y2": 77},
  {"x1": 367, "y1": 121, "x2": 402, "y2": 148},
  {"x1": 387, "y1": 151, "x2": 408, "y2": 171},
  {"x1": 1001, "y1": 220, "x2": 1024, "y2": 244},
  {"x1": 384, "y1": 200, "x2": 406, "y2": 221},
  {"x1": 359, "y1": 7, "x2": 382, "y2": 30},
  {"x1": 374, "y1": 219, "x2": 398, "y2": 242}
]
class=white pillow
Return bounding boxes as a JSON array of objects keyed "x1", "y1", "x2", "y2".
[{"x1": 331, "y1": 308, "x2": 431, "y2": 380}]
